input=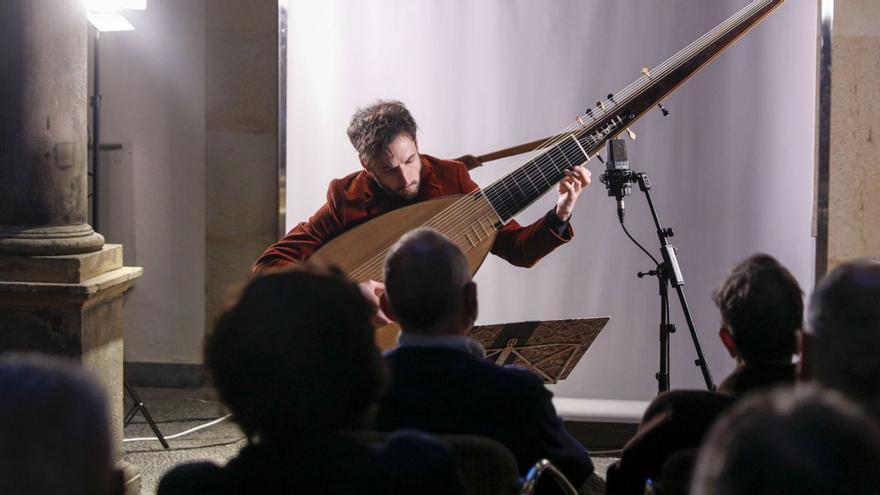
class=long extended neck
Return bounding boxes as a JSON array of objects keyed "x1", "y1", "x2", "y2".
[{"x1": 482, "y1": 0, "x2": 784, "y2": 223}]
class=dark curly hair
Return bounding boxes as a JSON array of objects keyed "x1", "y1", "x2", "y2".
[
  {"x1": 206, "y1": 265, "x2": 388, "y2": 442},
  {"x1": 712, "y1": 254, "x2": 803, "y2": 363},
  {"x1": 346, "y1": 100, "x2": 418, "y2": 164}
]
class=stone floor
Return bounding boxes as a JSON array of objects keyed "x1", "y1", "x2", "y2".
[
  {"x1": 122, "y1": 387, "x2": 245, "y2": 494},
  {"x1": 123, "y1": 387, "x2": 617, "y2": 494}
]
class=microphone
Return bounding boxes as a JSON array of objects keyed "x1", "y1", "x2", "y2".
[{"x1": 600, "y1": 139, "x2": 634, "y2": 223}]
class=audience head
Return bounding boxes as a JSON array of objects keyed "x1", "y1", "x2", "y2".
[
  {"x1": 804, "y1": 259, "x2": 880, "y2": 416},
  {"x1": 206, "y1": 265, "x2": 388, "y2": 442},
  {"x1": 0, "y1": 354, "x2": 116, "y2": 495},
  {"x1": 384, "y1": 228, "x2": 476, "y2": 335},
  {"x1": 691, "y1": 386, "x2": 880, "y2": 495},
  {"x1": 712, "y1": 254, "x2": 803, "y2": 364}
]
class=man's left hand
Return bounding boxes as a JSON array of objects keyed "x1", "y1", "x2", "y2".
[{"x1": 555, "y1": 165, "x2": 591, "y2": 222}]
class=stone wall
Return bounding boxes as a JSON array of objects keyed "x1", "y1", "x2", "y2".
[
  {"x1": 826, "y1": 0, "x2": 880, "y2": 268},
  {"x1": 205, "y1": 0, "x2": 279, "y2": 338}
]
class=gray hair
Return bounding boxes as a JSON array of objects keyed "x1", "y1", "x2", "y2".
[
  {"x1": 807, "y1": 259, "x2": 880, "y2": 417},
  {"x1": 384, "y1": 228, "x2": 470, "y2": 332},
  {"x1": 0, "y1": 354, "x2": 113, "y2": 495},
  {"x1": 691, "y1": 386, "x2": 880, "y2": 495}
]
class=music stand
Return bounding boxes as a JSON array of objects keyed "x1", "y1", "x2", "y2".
[{"x1": 468, "y1": 317, "x2": 609, "y2": 384}]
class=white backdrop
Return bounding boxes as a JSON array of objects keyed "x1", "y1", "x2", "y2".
[{"x1": 286, "y1": 0, "x2": 818, "y2": 401}]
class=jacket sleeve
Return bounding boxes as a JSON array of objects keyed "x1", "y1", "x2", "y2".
[
  {"x1": 518, "y1": 372, "x2": 593, "y2": 488},
  {"x1": 252, "y1": 185, "x2": 344, "y2": 272},
  {"x1": 456, "y1": 165, "x2": 573, "y2": 268}
]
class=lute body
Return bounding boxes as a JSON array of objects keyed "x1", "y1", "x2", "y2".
[{"x1": 309, "y1": 194, "x2": 499, "y2": 350}]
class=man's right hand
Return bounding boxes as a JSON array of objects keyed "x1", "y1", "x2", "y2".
[{"x1": 358, "y1": 280, "x2": 392, "y2": 326}]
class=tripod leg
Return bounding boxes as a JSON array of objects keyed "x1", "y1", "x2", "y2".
[
  {"x1": 138, "y1": 400, "x2": 170, "y2": 449},
  {"x1": 123, "y1": 404, "x2": 139, "y2": 425},
  {"x1": 123, "y1": 380, "x2": 170, "y2": 449},
  {"x1": 673, "y1": 285, "x2": 715, "y2": 391},
  {"x1": 123, "y1": 380, "x2": 142, "y2": 426}
]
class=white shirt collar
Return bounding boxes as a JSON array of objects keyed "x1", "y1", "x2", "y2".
[{"x1": 396, "y1": 333, "x2": 486, "y2": 359}]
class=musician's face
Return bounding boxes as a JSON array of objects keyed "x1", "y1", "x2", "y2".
[{"x1": 366, "y1": 134, "x2": 421, "y2": 199}]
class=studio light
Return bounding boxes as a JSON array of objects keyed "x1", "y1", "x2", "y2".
[
  {"x1": 85, "y1": 0, "x2": 148, "y2": 13},
  {"x1": 84, "y1": 0, "x2": 147, "y2": 32},
  {"x1": 83, "y1": 0, "x2": 164, "y2": 448},
  {"x1": 85, "y1": 12, "x2": 134, "y2": 32}
]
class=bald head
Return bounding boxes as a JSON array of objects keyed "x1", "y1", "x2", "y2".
[{"x1": 384, "y1": 228, "x2": 475, "y2": 334}]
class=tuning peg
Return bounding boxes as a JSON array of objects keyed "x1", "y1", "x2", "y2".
[
  {"x1": 585, "y1": 108, "x2": 594, "y2": 119},
  {"x1": 626, "y1": 128, "x2": 637, "y2": 140},
  {"x1": 657, "y1": 103, "x2": 670, "y2": 117},
  {"x1": 641, "y1": 67, "x2": 652, "y2": 78},
  {"x1": 597, "y1": 100, "x2": 606, "y2": 111},
  {"x1": 607, "y1": 93, "x2": 615, "y2": 103}
]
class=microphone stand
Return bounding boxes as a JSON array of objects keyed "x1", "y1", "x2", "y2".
[{"x1": 631, "y1": 172, "x2": 715, "y2": 393}]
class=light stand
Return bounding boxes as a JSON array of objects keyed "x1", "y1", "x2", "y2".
[{"x1": 86, "y1": 1, "x2": 169, "y2": 449}]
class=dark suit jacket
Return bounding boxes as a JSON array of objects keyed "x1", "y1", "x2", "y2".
[
  {"x1": 605, "y1": 362, "x2": 796, "y2": 495},
  {"x1": 157, "y1": 430, "x2": 465, "y2": 495},
  {"x1": 254, "y1": 155, "x2": 572, "y2": 270},
  {"x1": 717, "y1": 362, "x2": 795, "y2": 398},
  {"x1": 605, "y1": 390, "x2": 735, "y2": 495},
  {"x1": 376, "y1": 346, "x2": 593, "y2": 487}
]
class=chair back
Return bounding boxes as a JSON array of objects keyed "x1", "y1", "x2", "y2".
[
  {"x1": 438, "y1": 434, "x2": 521, "y2": 495},
  {"x1": 352, "y1": 431, "x2": 521, "y2": 495}
]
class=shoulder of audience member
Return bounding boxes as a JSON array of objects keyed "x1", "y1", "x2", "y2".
[
  {"x1": 387, "y1": 347, "x2": 551, "y2": 403},
  {"x1": 158, "y1": 461, "x2": 225, "y2": 495},
  {"x1": 490, "y1": 364, "x2": 560, "y2": 410},
  {"x1": 641, "y1": 390, "x2": 736, "y2": 428},
  {"x1": 500, "y1": 362, "x2": 551, "y2": 386}
]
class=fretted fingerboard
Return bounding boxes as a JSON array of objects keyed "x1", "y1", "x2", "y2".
[{"x1": 483, "y1": 135, "x2": 589, "y2": 223}]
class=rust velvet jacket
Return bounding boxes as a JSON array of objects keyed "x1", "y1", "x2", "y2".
[{"x1": 254, "y1": 155, "x2": 573, "y2": 271}]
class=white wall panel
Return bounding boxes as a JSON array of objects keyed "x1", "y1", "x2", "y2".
[{"x1": 286, "y1": 0, "x2": 817, "y2": 400}]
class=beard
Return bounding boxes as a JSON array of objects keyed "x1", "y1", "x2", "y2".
[{"x1": 373, "y1": 177, "x2": 419, "y2": 200}]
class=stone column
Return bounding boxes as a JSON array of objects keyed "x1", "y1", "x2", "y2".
[
  {"x1": 817, "y1": 0, "x2": 880, "y2": 273},
  {"x1": 0, "y1": 0, "x2": 104, "y2": 255},
  {"x1": 0, "y1": 2, "x2": 142, "y2": 492}
]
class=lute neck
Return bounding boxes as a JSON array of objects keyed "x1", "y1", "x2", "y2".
[{"x1": 482, "y1": 0, "x2": 784, "y2": 224}]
